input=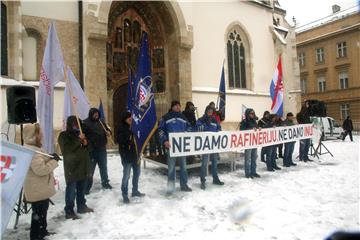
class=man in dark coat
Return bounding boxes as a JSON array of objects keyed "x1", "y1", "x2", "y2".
[
  {"x1": 58, "y1": 116, "x2": 94, "y2": 220},
  {"x1": 83, "y1": 108, "x2": 112, "y2": 193},
  {"x1": 240, "y1": 108, "x2": 260, "y2": 178},
  {"x1": 116, "y1": 111, "x2": 145, "y2": 204},
  {"x1": 182, "y1": 101, "x2": 197, "y2": 127},
  {"x1": 258, "y1": 111, "x2": 271, "y2": 162},
  {"x1": 283, "y1": 112, "x2": 297, "y2": 167},
  {"x1": 296, "y1": 103, "x2": 312, "y2": 162},
  {"x1": 342, "y1": 116, "x2": 354, "y2": 142}
]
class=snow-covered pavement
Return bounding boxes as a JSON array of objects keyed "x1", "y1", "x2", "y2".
[{"x1": 4, "y1": 137, "x2": 359, "y2": 239}]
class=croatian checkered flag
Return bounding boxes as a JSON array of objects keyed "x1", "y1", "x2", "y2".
[
  {"x1": 270, "y1": 55, "x2": 284, "y2": 117},
  {"x1": 1, "y1": 140, "x2": 33, "y2": 235}
]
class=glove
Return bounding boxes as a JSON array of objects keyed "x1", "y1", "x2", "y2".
[{"x1": 50, "y1": 153, "x2": 61, "y2": 161}]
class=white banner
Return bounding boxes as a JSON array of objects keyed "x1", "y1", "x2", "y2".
[
  {"x1": 169, "y1": 124, "x2": 316, "y2": 157},
  {"x1": 1, "y1": 140, "x2": 34, "y2": 235}
]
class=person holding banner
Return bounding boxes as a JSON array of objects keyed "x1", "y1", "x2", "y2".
[
  {"x1": 116, "y1": 111, "x2": 145, "y2": 204},
  {"x1": 283, "y1": 112, "x2": 297, "y2": 167},
  {"x1": 83, "y1": 108, "x2": 112, "y2": 193},
  {"x1": 23, "y1": 124, "x2": 60, "y2": 240},
  {"x1": 196, "y1": 106, "x2": 224, "y2": 190},
  {"x1": 240, "y1": 108, "x2": 261, "y2": 178},
  {"x1": 159, "y1": 100, "x2": 193, "y2": 195},
  {"x1": 258, "y1": 111, "x2": 271, "y2": 163},
  {"x1": 296, "y1": 103, "x2": 312, "y2": 162},
  {"x1": 269, "y1": 114, "x2": 282, "y2": 171},
  {"x1": 58, "y1": 116, "x2": 94, "y2": 220}
]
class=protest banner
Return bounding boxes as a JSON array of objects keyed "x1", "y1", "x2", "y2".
[{"x1": 169, "y1": 124, "x2": 314, "y2": 157}]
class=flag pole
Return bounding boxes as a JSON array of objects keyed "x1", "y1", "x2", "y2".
[
  {"x1": 216, "y1": 59, "x2": 225, "y2": 110},
  {"x1": 63, "y1": 66, "x2": 83, "y2": 134}
]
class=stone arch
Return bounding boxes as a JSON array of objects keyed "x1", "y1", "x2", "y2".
[
  {"x1": 224, "y1": 21, "x2": 253, "y2": 91},
  {"x1": 23, "y1": 28, "x2": 42, "y2": 80}
]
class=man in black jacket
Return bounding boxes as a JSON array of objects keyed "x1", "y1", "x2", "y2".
[
  {"x1": 83, "y1": 108, "x2": 112, "y2": 193},
  {"x1": 342, "y1": 116, "x2": 354, "y2": 142},
  {"x1": 296, "y1": 103, "x2": 312, "y2": 162},
  {"x1": 182, "y1": 101, "x2": 197, "y2": 127}
]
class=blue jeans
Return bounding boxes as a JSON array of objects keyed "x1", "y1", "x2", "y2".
[
  {"x1": 121, "y1": 160, "x2": 140, "y2": 197},
  {"x1": 265, "y1": 146, "x2": 276, "y2": 170},
  {"x1": 200, "y1": 153, "x2": 218, "y2": 182},
  {"x1": 299, "y1": 139, "x2": 310, "y2": 160},
  {"x1": 65, "y1": 180, "x2": 86, "y2": 213},
  {"x1": 166, "y1": 152, "x2": 188, "y2": 193},
  {"x1": 86, "y1": 149, "x2": 109, "y2": 192},
  {"x1": 244, "y1": 148, "x2": 257, "y2": 177},
  {"x1": 284, "y1": 142, "x2": 295, "y2": 166}
]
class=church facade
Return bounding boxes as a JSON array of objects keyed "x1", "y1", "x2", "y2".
[{"x1": 1, "y1": 0, "x2": 301, "y2": 133}]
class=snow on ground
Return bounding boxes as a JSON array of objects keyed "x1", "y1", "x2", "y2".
[{"x1": 4, "y1": 137, "x2": 359, "y2": 240}]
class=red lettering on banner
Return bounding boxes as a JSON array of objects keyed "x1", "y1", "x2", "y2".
[
  {"x1": 244, "y1": 133, "x2": 249, "y2": 146},
  {"x1": 304, "y1": 126, "x2": 313, "y2": 136},
  {"x1": 231, "y1": 134, "x2": 237, "y2": 148},
  {"x1": 237, "y1": 134, "x2": 243, "y2": 147},
  {"x1": 40, "y1": 67, "x2": 51, "y2": 96},
  {"x1": 258, "y1": 131, "x2": 263, "y2": 145},
  {"x1": 251, "y1": 132, "x2": 258, "y2": 145}
]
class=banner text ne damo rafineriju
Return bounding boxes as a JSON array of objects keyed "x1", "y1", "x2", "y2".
[{"x1": 169, "y1": 124, "x2": 314, "y2": 157}]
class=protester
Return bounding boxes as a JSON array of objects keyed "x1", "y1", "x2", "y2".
[
  {"x1": 158, "y1": 100, "x2": 192, "y2": 194},
  {"x1": 268, "y1": 114, "x2": 282, "y2": 171},
  {"x1": 258, "y1": 111, "x2": 271, "y2": 163},
  {"x1": 116, "y1": 111, "x2": 145, "y2": 204},
  {"x1": 58, "y1": 116, "x2": 94, "y2": 220},
  {"x1": 342, "y1": 116, "x2": 354, "y2": 142},
  {"x1": 283, "y1": 112, "x2": 297, "y2": 167},
  {"x1": 209, "y1": 101, "x2": 222, "y2": 123},
  {"x1": 240, "y1": 108, "x2": 260, "y2": 178},
  {"x1": 196, "y1": 106, "x2": 224, "y2": 190},
  {"x1": 182, "y1": 101, "x2": 197, "y2": 127},
  {"x1": 274, "y1": 115, "x2": 284, "y2": 159},
  {"x1": 83, "y1": 108, "x2": 112, "y2": 193},
  {"x1": 296, "y1": 103, "x2": 312, "y2": 162},
  {"x1": 23, "y1": 123, "x2": 59, "y2": 240}
]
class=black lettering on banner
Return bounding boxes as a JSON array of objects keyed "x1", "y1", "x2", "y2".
[
  {"x1": 288, "y1": 128, "x2": 293, "y2": 139},
  {"x1": 172, "y1": 136, "x2": 182, "y2": 154},
  {"x1": 183, "y1": 136, "x2": 191, "y2": 152},
  {"x1": 221, "y1": 135, "x2": 228, "y2": 149},
  {"x1": 298, "y1": 127, "x2": 303, "y2": 137},
  {"x1": 278, "y1": 129, "x2": 284, "y2": 141},
  {"x1": 212, "y1": 135, "x2": 221, "y2": 149},
  {"x1": 283, "y1": 129, "x2": 288, "y2": 140},
  {"x1": 203, "y1": 136, "x2": 211, "y2": 150},
  {"x1": 195, "y1": 136, "x2": 202, "y2": 151}
]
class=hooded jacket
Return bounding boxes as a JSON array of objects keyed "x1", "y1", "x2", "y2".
[
  {"x1": 83, "y1": 108, "x2": 108, "y2": 150},
  {"x1": 240, "y1": 108, "x2": 258, "y2": 130},
  {"x1": 196, "y1": 106, "x2": 221, "y2": 132},
  {"x1": 182, "y1": 103, "x2": 196, "y2": 127},
  {"x1": 116, "y1": 112, "x2": 138, "y2": 163},
  {"x1": 58, "y1": 116, "x2": 91, "y2": 183},
  {"x1": 258, "y1": 111, "x2": 272, "y2": 129},
  {"x1": 23, "y1": 124, "x2": 58, "y2": 202},
  {"x1": 158, "y1": 110, "x2": 192, "y2": 144}
]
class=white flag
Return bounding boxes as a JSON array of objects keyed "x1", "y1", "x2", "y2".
[
  {"x1": 37, "y1": 21, "x2": 65, "y2": 153},
  {"x1": 63, "y1": 66, "x2": 90, "y2": 130},
  {"x1": 1, "y1": 140, "x2": 34, "y2": 235}
]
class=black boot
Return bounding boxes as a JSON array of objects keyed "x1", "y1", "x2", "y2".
[
  {"x1": 181, "y1": 185, "x2": 192, "y2": 192},
  {"x1": 123, "y1": 196, "x2": 130, "y2": 204},
  {"x1": 213, "y1": 177, "x2": 224, "y2": 185},
  {"x1": 200, "y1": 180, "x2": 206, "y2": 190},
  {"x1": 132, "y1": 191, "x2": 145, "y2": 197}
]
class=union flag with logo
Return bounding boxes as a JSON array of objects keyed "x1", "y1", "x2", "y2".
[{"x1": 1, "y1": 140, "x2": 33, "y2": 235}]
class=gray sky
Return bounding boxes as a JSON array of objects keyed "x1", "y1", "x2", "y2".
[{"x1": 279, "y1": 0, "x2": 359, "y2": 27}]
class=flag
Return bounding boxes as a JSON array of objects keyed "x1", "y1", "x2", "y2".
[
  {"x1": 127, "y1": 68, "x2": 134, "y2": 111},
  {"x1": 1, "y1": 140, "x2": 34, "y2": 235},
  {"x1": 241, "y1": 104, "x2": 247, "y2": 120},
  {"x1": 131, "y1": 32, "x2": 157, "y2": 157},
  {"x1": 217, "y1": 63, "x2": 226, "y2": 120},
  {"x1": 270, "y1": 55, "x2": 284, "y2": 117},
  {"x1": 37, "y1": 21, "x2": 64, "y2": 153},
  {"x1": 98, "y1": 98, "x2": 106, "y2": 123},
  {"x1": 63, "y1": 66, "x2": 90, "y2": 130}
]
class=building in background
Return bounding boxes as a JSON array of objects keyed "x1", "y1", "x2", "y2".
[
  {"x1": 1, "y1": 0, "x2": 300, "y2": 137},
  {"x1": 296, "y1": 5, "x2": 360, "y2": 130}
]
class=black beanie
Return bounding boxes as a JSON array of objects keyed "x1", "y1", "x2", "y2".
[{"x1": 171, "y1": 100, "x2": 180, "y2": 108}]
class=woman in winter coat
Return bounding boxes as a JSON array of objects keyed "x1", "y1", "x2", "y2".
[
  {"x1": 58, "y1": 116, "x2": 93, "y2": 220},
  {"x1": 196, "y1": 106, "x2": 224, "y2": 190},
  {"x1": 116, "y1": 111, "x2": 145, "y2": 204},
  {"x1": 23, "y1": 123, "x2": 59, "y2": 240}
]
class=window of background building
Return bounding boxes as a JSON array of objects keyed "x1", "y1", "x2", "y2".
[
  {"x1": 227, "y1": 29, "x2": 247, "y2": 89},
  {"x1": 298, "y1": 52, "x2": 305, "y2": 67},
  {"x1": 317, "y1": 75, "x2": 326, "y2": 92},
  {"x1": 340, "y1": 103, "x2": 350, "y2": 120},
  {"x1": 300, "y1": 77, "x2": 307, "y2": 93},
  {"x1": 337, "y1": 42, "x2": 347, "y2": 58},
  {"x1": 23, "y1": 36, "x2": 38, "y2": 80},
  {"x1": 315, "y1": 47, "x2": 325, "y2": 63},
  {"x1": 1, "y1": 2, "x2": 8, "y2": 76},
  {"x1": 339, "y1": 71, "x2": 349, "y2": 89}
]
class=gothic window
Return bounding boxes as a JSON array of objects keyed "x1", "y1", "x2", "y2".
[
  {"x1": 153, "y1": 48, "x2": 164, "y2": 68},
  {"x1": 153, "y1": 72, "x2": 165, "y2": 93},
  {"x1": 113, "y1": 52, "x2": 126, "y2": 74},
  {"x1": 132, "y1": 21, "x2": 141, "y2": 44},
  {"x1": 23, "y1": 36, "x2": 37, "y2": 80},
  {"x1": 124, "y1": 19, "x2": 131, "y2": 43},
  {"x1": 1, "y1": 2, "x2": 8, "y2": 76},
  {"x1": 115, "y1": 27, "x2": 122, "y2": 48},
  {"x1": 227, "y1": 29, "x2": 247, "y2": 89}
]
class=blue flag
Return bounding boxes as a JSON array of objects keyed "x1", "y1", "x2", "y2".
[
  {"x1": 217, "y1": 63, "x2": 226, "y2": 120},
  {"x1": 98, "y1": 98, "x2": 106, "y2": 122},
  {"x1": 131, "y1": 32, "x2": 157, "y2": 157},
  {"x1": 127, "y1": 68, "x2": 134, "y2": 111}
]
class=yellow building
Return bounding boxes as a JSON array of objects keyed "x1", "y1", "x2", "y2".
[{"x1": 296, "y1": 6, "x2": 360, "y2": 130}]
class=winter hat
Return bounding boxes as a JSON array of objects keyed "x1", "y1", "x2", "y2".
[
  {"x1": 171, "y1": 100, "x2": 180, "y2": 108},
  {"x1": 204, "y1": 105, "x2": 214, "y2": 115},
  {"x1": 286, "y1": 112, "x2": 294, "y2": 117}
]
